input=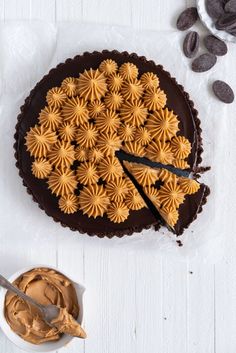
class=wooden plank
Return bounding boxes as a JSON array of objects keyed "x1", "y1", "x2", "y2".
[
  {"x1": 0, "y1": 0, "x2": 5, "y2": 20},
  {"x1": 187, "y1": 260, "x2": 215, "y2": 353},
  {"x1": 30, "y1": 0, "x2": 56, "y2": 21},
  {"x1": 82, "y1": 0, "x2": 185, "y2": 30},
  {"x1": 130, "y1": 0, "x2": 185, "y2": 30},
  {"x1": 82, "y1": 0, "x2": 132, "y2": 26},
  {"x1": 56, "y1": 234, "x2": 85, "y2": 352},
  {"x1": 56, "y1": 0, "x2": 83, "y2": 21},
  {"x1": 215, "y1": 260, "x2": 236, "y2": 353},
  {"x1": 4, "y1": 0, "x2": 31, "y2": 19},
  {"x1": 162, "y1": 258, "x2": 188, "y2": 353},
  {"x1": 135, "y1": 252, "x2": 163, "y2": 353},
  {"x1": 84, "y1": 243, "x2": 136, "y2": 353}
]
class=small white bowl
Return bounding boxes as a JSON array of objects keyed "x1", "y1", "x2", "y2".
[
  {"x1": 0, "y1": 265, "x2": 85, "y2": 352},
  {"x1": 197, "y1": 0, "x2": 236, "y2": 43}
]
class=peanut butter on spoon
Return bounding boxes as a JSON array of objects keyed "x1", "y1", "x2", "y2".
[{"x1": 52, "y1": 307, "x2": 86, "y2": 338}]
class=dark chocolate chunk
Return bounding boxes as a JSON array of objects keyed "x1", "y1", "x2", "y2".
[
  {"x1": 176, "y1": 7, "x2": 199, "y2": 31},
  {"x1": 225, "y1": 0, "x2": 236, "y2": 13},
  {"x1": 215, "y1": 13, "x2": 236, "y2": 30},
  {"x1": 204, "y1": 35, "x2": 228, "y2": 56},
  {"x1": 192, "y1": 53, "x2": 217, "y2": 72},
  {"x1": 206, "y1": 0, "x2": 225, "y2": 19},
  {"x1": 183, "y1": 31, "x2": 200, "y2": 58},
  {"x1": 227, "y1": 28, "x2": 236, "y2": 35},
  {"x1": 212, "y1": 80, "x2": 235, "y2": 103}
]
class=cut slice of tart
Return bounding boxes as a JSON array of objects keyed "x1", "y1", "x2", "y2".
[{"x1": 123, "y1": 161, "x2": 209, "y2": 235}]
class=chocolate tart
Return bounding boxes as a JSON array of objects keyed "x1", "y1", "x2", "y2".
[{"x1": 14, "y1": 50, "x2": 209, "y2": 238}]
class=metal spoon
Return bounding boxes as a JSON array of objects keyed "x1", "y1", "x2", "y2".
[{"x1": 0, "y1": 273, "x2": 60, "y2": 326}]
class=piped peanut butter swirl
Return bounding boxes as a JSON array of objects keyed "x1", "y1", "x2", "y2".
[
  {"x1": 104, "y1": 92, "x2": 124, "y2": 110},
  {"x1": 143, "y1": 88, "x2": 167, "y2": 111},
  {"x1": 48, "y1": 141, "x2": 75, "y2": 168},
  {"x1": 77, "y1": 161, "x2": 99, "y2": 185},
  {"x1": 46, "y1": 87, "x2": 67, "y2": 108},
  {"x1": 178, "y1": 178, "x2": 200, "y2": 194},
  {"x1": 119, "y1": 62, "x2": 138, "y2": 81},
  {"x1": 121, "y1": 79, "x2": 144, "y2": 101},
  {"x1": 171, "y1": 136, "x2": 191, "y2": 159},
  {"x1": 25, "y1": 125, "x2": 57, "y2": 158},
  {"x1": 145, "y1": 140, "x2": 173, "y2": 165},
  {"x1": 61, "y1": 77, "x2": 78, "y2": 97},
  {"x1": 125, "y1": 189, "x2": 146, "y2": 210},
  {"x1": 158, "y1": 181, "x2": 185, "y2": 210},
  {"x1": 120, "y1": 100, "x2": 148, "y2": 127},
  {"x1": 140, "y1": 72, "x2": 159, "y2": 90},
  {"x1": 118, "y1": 124, "x2": 136, "y2": 141},
  {"x1": 98, "y1": 155, "x2": 123, "y2": 182},
  {"x1": 96, "y1": 132, "x2": 122, "y2": 156},
  {"x1": 107, "y1": 73, "x2": 123, "y2": 92},
  {"x1": 160, "y1": 206, "x2": 179, "y2": 228},
  {"x1": 62, "y1": 97, "x2": 89, "y2": 126},
  {"x1": 48, "y1": 169, "x2": 77, "y2": 196},
  {"x1": 59, "y1": 194, "x2": 79, "y2": 214},
  {"x1": 122, "y1": 141, "x2": 145, "y2": 157},
  {"x1": 58, "y1": 123, "x2": 77, "y2": 142},
  {"x1": 146, "y1": 108, "x2": 179, "y2": 141},
  {"x1": 107, "y1": 201, "x2": 129, "y2": 223},
  {"x1": 99, "y1": 59, "x2": 118, "y2": 76},
  {"x1": 78, "y1": 184, "x2": 109, "y2": 218},
  {"x1": 39, "y1": 106, "x2": 62, "y2": 131},
  {"x1": 105, "y1": 178, "x2": 129, "y2": 202},
  {"x1": 31, "y1": 158, "x2": 52, "y2": 179},
  {"x1": 88, "y1": 100, "x2": 105, "y2": 118},
  {"x1": 95, "y1": 110, "x2": 120, "y2": 133},
  {"x1": 77, "y1": 69, "x2": 107, "y2": 101},
  {"x1": 88, "y1": 148, "x2": 103, "y2": 163},
  {"x1": 76, "y1": 123, "x2": 98, "y2": 148}
]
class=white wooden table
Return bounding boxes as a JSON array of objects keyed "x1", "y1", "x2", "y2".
[{"x1": 0, "y1": 0, "x2": 236, "y2": 352}]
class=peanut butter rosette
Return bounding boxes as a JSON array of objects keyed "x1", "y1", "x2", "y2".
[{"x1": 24, "y1": 58, "x2": 198, "y2": 227}]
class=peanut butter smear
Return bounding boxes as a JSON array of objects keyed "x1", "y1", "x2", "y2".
[
  {"x1": 4, "y1": 268, "x2": 86, "y2": 344},
  {"x1": 51, "y1": 308, "x2": 86, "y2": 338}
]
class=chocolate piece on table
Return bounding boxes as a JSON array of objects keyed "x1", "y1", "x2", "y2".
[
  {"x1": 176, "y1": 7, "x2": 199, "y2": 31},
  {"x1": 192, "y1": 53, "x2": 217, "y2": 72},
  {"x1": 204, "y1": 35, "x2": 228, "y2": 56},
  {"x1": 212, "y1": 80, "x2": 235, "y2": 103},
  {"x1": 225, "y1": 0, "x2": 236, "y2": 14},
  {"x1": 183, "y1": 31, "x2": 200, "y2": 58}
]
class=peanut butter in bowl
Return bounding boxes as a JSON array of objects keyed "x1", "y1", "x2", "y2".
[{"x1": 4, "y1": 267, "x2": 86, "y2": 345}]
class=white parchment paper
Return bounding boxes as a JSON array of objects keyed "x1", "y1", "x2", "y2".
[{"x1": 0, "y1": 21, "x2": 232, "y2": 260}]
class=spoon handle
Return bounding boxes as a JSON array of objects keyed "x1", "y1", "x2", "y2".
[{"x1": 0, "y1": 274, "x2": 44, "y2": 312}]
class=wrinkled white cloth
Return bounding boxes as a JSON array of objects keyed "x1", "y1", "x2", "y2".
[{"x1": 0, "y1": 21, "x2": 233, "y2": 260}]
